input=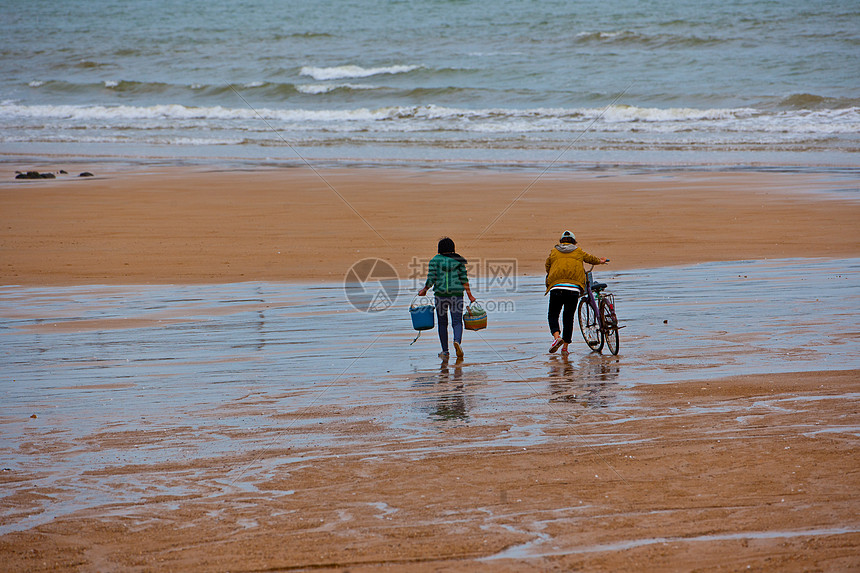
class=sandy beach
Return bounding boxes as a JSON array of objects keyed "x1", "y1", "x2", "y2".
[
  {"x1": 1, "y1": 165, "x2": 858, "y2": 572},
  {"x1": 2, "y1": 166, "x2": 858, "y2": 285}
]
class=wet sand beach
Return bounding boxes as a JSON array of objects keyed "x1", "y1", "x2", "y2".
[
  {"x1": 1, "y1": 166, "x2": 859, "y2": 284},
  {"x1": 1, "y1": 166, "x2": 859, "y2": 571}
]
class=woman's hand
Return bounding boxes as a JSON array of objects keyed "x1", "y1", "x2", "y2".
[
  {"x1": 464, "y1": 283, "x2": 476, "y2": 304},
  {"x1": 600, "y1": 257, "x2": 609, "y2": 264},
  {"x1": 418, "y1": 287, "x2": 428, "y2": 296}
]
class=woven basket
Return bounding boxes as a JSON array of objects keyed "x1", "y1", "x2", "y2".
[{"x1": 463, "y1": 303, "x2": 487, "y2": 331}]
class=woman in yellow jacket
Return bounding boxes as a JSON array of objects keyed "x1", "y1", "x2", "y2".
[{"x1": 545, "y1": 230, "x2": 607, "y2": 354}]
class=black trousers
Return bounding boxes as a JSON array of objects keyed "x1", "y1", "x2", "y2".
[{"x1": 548, "y1": 289, "x2": 580, "y2": 344}]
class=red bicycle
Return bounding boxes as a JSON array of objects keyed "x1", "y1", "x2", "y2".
[{"x1": 577, "y1": 262, "x2": 620, "y2": 355}]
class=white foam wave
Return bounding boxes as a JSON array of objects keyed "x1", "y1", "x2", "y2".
[
  {"x1": 104, "y1": 80, "x2": 119, "y2": 88},
  {"x1": 1, "y1": 102, "x2": 856, "y2": 136},
  {"x1": 299, "y1": 64, "x2": 420, "y2": 81},
  {"x1": 296, "y1": 83, "x2": 379, "y2": 94},
  {"x1": 577, "y1": 30, "x2": 631, "y2": 40},
  {"x1": 28, "y1": 81, "x2": 45, "y2": 88},
  {"x1": 601, "y1": 105, "x2": 749, "y2": 122},
  {"x1": 0, "y1": 103, "x2": 384, "y2": 123},
  {"x1": 0, "y1": 133, "x2": 245, "y2": 146}
]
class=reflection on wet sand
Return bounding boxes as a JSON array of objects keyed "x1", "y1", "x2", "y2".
[
  {"x1": 435, "y1": 358, "x2": 467, "y2": 420},
  {"x1": 548, "y1": 354, "x2": 621, "y2": 408},
  {"x1": 413, "y1": 357, "x2": 470, "y2": 421}
]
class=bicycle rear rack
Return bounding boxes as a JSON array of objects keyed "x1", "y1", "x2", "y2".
[{"x1": 601, "y1": 292, "x2": 620, "y2": 328}]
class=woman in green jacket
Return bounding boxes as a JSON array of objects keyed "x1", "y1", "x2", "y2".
[
  {"x1": 545, "y1": 230, "x2": 607, "y2": 354},
  {"x1": 418, "y1": 237, "x2": 477, "y2": 359}
]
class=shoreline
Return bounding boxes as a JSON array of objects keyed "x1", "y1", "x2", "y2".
[{"x1": 4, "y1": 151, "x2": 860, "y2": 175}]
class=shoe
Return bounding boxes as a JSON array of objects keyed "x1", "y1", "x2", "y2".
[
  {"x1": 453, "y1": 341, "x2": 464, "y2": 358},
  {"x1": 549, "y1": 338, "x2": 564, "y2": 353},
  {"x1": 438, "y1": 351, "x2": 449, "y2": 360}
]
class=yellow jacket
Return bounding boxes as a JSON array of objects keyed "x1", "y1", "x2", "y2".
[{"x1": 545, "y1": 245, "x2": 602, "y2": 294}]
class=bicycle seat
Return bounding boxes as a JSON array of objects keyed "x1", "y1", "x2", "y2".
[{"x1": 591, "y1": 282, "x2": 608, "y2": 292}]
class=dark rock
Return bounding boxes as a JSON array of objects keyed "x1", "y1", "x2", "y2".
[
  {"x1": 79, "y1": 172, "x2": 94, "y2": 177},
  {"x1": 59, "y1": 169, "x2": 68, "y2": 174},
  {"x1": 15, "y1": 171, "x2": 52, "y2": 180}
]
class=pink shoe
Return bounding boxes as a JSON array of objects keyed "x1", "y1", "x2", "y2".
[{"x1": 549, "y1": 338, "x2": 564, "y2": 353}]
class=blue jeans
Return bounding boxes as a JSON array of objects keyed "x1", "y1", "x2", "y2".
[{"x1": 435, "y1": 295, "x2": 464, "y2": 353}]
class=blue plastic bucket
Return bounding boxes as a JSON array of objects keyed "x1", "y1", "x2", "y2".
[{"x1": 410, "y1": 304, "x2": 435, "y2": 331}]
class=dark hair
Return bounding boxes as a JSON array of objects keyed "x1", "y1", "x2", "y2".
[
  {"x1": 560, "y1": 236, "x2": 577, "y2": 244},
  {"x1": 438, "y1": 237, "x2": 455, "y2": 254}
]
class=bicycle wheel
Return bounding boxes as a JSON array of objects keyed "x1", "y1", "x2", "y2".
[
  {"x1": 578, "y1": 298, "x2": 603, "y2": 352},
  {"x1": 600, "y1": 298, "x2": 620, "y2": 355}
]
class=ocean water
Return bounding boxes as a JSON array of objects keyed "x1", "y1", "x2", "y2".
[{"x1": 1, "y1": 0, "x2": 858, "y2": 167}]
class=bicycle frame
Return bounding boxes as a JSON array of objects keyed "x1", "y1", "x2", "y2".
[{"x1": 580, "y1": 267, "x2": 604, "y2": 330}]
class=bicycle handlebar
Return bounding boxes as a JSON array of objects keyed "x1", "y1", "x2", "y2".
[{"x1": 586, "y1": 259, "x2": 609, "y2": 271}]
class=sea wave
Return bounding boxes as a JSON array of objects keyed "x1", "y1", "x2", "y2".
[
  {"x1": 296, "y1": 83, "x2": 380, "y2": 95},
  {"x1": 574, "y1": 30, "x2": 726, "y2": 48},
  {"x1": 4, "y1": 129, "x2": 853, "y2": 157},
  {"x1": 73, "y1": 60, "x2": 112, "y2": 70},
  {"x1": 778, "y1": 93, "x2": 860, "y2": 110},
  {"x1": 299, "y1": 64, "x2": 422, "y2": 81},
  {"x1": 600, "y1": 105, "x2": 752, "y2": 122},
  {"x1": 21, "y1": 77, "x2": 475, "y2": 100},
  {"x1": 0, "y1": 133, "x2": 246, "y2": 146},
  {"x1": 2, "y1": 103, "x2": 857, "y2": 137},
  {"x1": 23, "y1": 79, "x2": 309, "y2": 99},
  {"x1": 28, "y1": 79, "x2": 176, "y2": 94},
  {"x1": 23, "y1": 79, "x2": 380, "y2": 98}
]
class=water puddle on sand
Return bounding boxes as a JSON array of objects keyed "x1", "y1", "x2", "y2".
[
  {"x1": 482, "y1": 526, "x2": 860, "y2": 560},
  {"x1": 0, "y1": 257, "x2": 858, "y2": 533}
]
